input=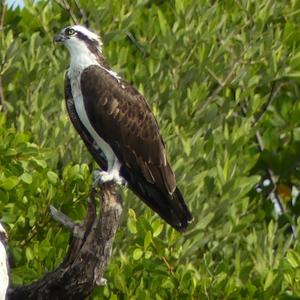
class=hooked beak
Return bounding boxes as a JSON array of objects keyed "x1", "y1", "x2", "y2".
[{"x1": 53, "y1": 32, "x2": 66, "y2": 44}]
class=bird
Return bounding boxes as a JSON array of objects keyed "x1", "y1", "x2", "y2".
[
  {"x1": 54, "y1": 25, "x2": 192, "y2": 232},
  {"x1": 0, "y1": 223, "x2": 8, "y2": 300}
]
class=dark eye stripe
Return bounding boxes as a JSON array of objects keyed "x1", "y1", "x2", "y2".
[{"x1": 76, "y1": 31, "x2": 100, "y2": 56}]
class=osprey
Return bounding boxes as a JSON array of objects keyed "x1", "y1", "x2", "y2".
[
  {"x1": 54, "y1": 25, "x2": 192, "y2": 231},
  {"x1": 0, "y1": 223, "x2": 8, "y2": 300}
]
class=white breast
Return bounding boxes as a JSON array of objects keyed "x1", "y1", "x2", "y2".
[{"x1": 69, "y1": 66, "x2": 116, "y2": 169}]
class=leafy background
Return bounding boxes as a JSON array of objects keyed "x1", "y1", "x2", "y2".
[{"x1": 1, "y1": 0, "x2": 300, "y2": 299}]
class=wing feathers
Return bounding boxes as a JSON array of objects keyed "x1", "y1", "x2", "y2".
[
  {"x1": 80, "y1": 65, "x2": 177, "y2": 195},
  {"x1": 126, "y1": 173, "x2": 192, "y2": 231},
  {"x1": 78, "y1": 65, "x2": 192, "y2": 230}
]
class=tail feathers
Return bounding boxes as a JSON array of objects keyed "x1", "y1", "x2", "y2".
[
  {"x1": 81, "y1": 124, "x2": 192, "y2": 230},
  {"x1": 171, "y1": 188, "x2": 193, "y2": 230},
  {"x1": 127, "y1": 175, "x2": 193, "y2": 232}
]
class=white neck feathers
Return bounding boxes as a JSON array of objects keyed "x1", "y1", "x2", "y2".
[
  {"x1": 65, "y1": 36, "x2": 121, "y2": 81},
  {"x1": 67, "y1": 40, "x2": 99, "y2": 75}
]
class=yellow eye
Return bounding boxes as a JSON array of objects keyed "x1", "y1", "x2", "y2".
[{"x1": 65, "y1": 28, "x2": 75, "y2": 36}]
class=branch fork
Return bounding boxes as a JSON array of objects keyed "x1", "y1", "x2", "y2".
[{"x1": 8, "y1": 181, "x2": 122, "y2": 300}]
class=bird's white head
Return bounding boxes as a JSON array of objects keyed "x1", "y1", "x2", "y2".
[{"x1": 54, "y1": 25, "x2": 103, "y2": 69}]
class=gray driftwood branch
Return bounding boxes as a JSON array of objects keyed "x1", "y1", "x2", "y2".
[{"x1": 7, "y1": 181, "x2": 122, "y2": 300}]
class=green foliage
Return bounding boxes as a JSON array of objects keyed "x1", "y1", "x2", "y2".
[{"x1": 2, "y1": 0, "x2": 300, "y2": 298}]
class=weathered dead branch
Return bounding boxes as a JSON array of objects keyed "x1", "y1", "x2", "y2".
[{"x1": 7, "y1": 181, "x2": 122, "y2": 300}]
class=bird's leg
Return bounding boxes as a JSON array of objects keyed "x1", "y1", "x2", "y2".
[
  {"x1": 92, "y1": 154, "x2": 115, "y2": 187},
  {"x1": 92, "y1": 169, "x2": 114, "y2": 187},
  {"x1": 92, "y1": 156, "x2": 127, "y2": 187}
]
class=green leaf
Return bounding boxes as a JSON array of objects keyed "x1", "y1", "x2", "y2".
[
  {"x1": 264, "y1": 271, "x2": 274, "y2": 290},
  {"x1": 20, "y1": 172, "x2": 32, "y2": 184},
  {"x1": 133, "y1": 248, "x2": 143, "y2": 260},
  {"x1": 175, "y1": 0, "x2": 184, "y2": 13},
  {"x1": 157, "y1": 9, "x2": 168, "y2": 36},
  {"x1": 109, "y1": 294, "x2": 118, "y2": 300},
  {"x1": 47, "y1": 171, "x2": 58, "y2": 184},
  {"x1": 25, "y1": 247, "x2": 34, "y2": 261},
  {"x1": 197, "y1": 212, "x2": 214, "y2": 230},
  {"x1": 153, "y1": 223, "x2": 164, "y2": 237},
  {"x1": 32, "y1": 158, "x2": 47, "y2": 169},
  {"x1": 127, "y1": 218, "x2": 137, "y2": 234},
  {"x1": 286, "y1": 251, "x2": 300, "y2": 268},
  {"x1": 144, "y1": 231, "x2": 152, "y2": 250},
  {"x1": 0, "y1": 176, "x2": 19, "y2": 191},
  {"x1": 128, "y1": 208, "x2": 136, "y2": 221},
  {"x1": 145, "y1": 251, "x2": 152, "y2": 259}
]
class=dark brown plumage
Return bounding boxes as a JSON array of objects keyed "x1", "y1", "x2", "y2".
[
  {"x1": 58, "y1": 25, "x2": 192, "y2": 231},
  {"x1": 65, "y1": 66, "x2": 192, "y2": 231},
  {"x1": 81, "y1": 66, "x2": 176, "y2": 194}
]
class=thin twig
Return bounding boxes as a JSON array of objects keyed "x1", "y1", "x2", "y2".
[
  {"x1": 20, "y1": 225, "x2": 37, "y2": 247},
  {"x1": 162, "y1": 256, "x2": 176, "y2": 277},
  {"x1": 196, "y1": 57, "x2": 243, "y2": 114},
  {"x1": 205, "y1": 66, "x2": 224, "y2": 87},
  {"x1": 32, "y1": 0, "x2": 53, "y2": 41},
  {"x1": 63, "y1": 0, "x2": 79, "y2": 24},
  {"x1": 253, "y1": 82, "x2": 285, "y2": 126},
  {"x1": 73, "y1": 0, "x2": 89, "y2": 27},
  {"x1": 54, "y1": 0, "x2": 79, "y2": 24},
  {"x1": 126, "y1": 32, "x2": 148, "y2": 56}
]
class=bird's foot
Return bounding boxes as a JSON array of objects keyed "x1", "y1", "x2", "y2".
[
  {"x1": 93, "y1": 170, "x2": 113, "y2": 184},
  {"x1": 92, "y1": 170, "x2": 126, "y2": 187}
]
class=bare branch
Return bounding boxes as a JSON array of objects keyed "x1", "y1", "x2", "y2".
[
  {"x1": 50, "y1": 206, "x2": 76, "y2": 232},
  {"x1": 7, "y1": 181, "x2": 123, "y2": 300},
  {"x1": 253, "y1": 82, "x2": 285, "y2": 125}
]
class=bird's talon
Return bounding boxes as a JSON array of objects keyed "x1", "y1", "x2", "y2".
[{"x1": 92, "y1": 170, "x2": 126, "y2": 187}]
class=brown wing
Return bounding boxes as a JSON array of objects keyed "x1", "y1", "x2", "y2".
[{"x1": 80, "y1": 65, "x2": 176, "y2": 195}]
